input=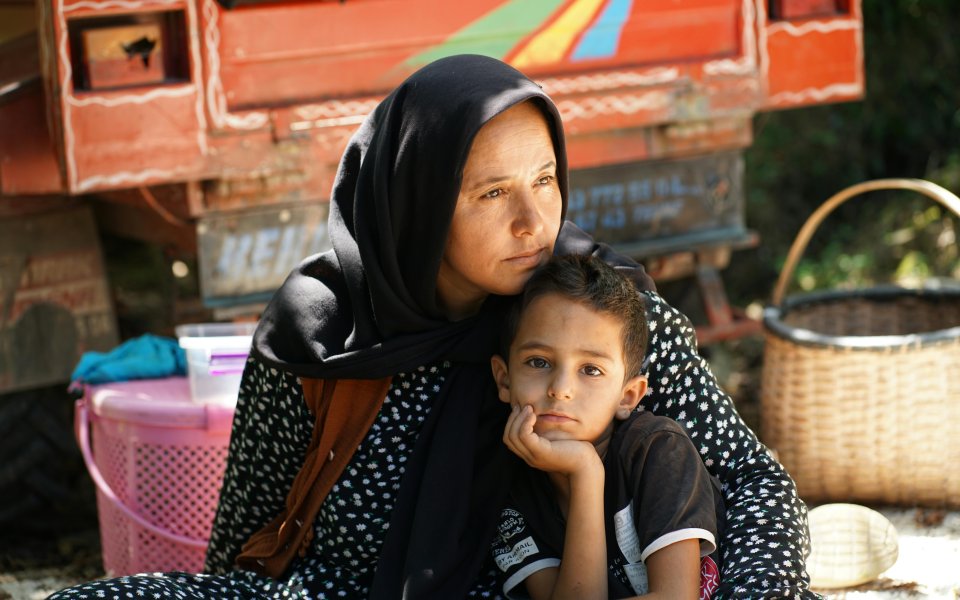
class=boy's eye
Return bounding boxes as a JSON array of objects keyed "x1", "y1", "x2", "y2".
[
  {"x1": 582, "y1": 365, "x2": 603, "y2": 377},
  {"x1": 524, "y1": 357, "x2": 550, "y2": 369}
]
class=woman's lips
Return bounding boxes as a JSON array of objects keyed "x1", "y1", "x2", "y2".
[{"x1": 505, "y1": 247, "x2": 545, "y2": 268}]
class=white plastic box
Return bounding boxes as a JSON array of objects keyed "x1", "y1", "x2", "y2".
[{"x1": 175, "y1": 322, "x2": 258, "y2": 405}]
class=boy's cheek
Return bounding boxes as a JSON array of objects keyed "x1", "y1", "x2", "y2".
[{"x1": 509, "y1": 379, "x2": 542, "y2": 405}]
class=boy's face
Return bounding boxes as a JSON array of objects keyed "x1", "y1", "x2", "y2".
[{"x1": 491, "y1": 293, "x2": 648, "y2": 448}]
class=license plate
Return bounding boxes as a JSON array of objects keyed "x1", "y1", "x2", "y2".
[
  {"x1": 197, "y1": 203, "x2": 331, "y2": 307},
  {"x1": 567, "y1": 151, "x2": 746, "y2": 256}
]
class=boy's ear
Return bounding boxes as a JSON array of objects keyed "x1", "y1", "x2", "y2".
[
  {"x1": 615, "y1": 375, "x2": 648, "y2": 420},
  {"x1": 490, "y1": 355, "x2": 512, "y2": 404}
]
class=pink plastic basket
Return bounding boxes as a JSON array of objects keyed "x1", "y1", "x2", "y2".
[{"x1": 75, "y1": 377, "x2": 235, "y2": 576}]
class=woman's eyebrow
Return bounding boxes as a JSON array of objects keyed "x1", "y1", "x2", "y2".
[{"x1": 468, "y1": 162, "x2": 557, "y2": 189}]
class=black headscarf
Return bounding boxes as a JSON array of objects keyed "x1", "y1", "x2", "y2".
[{"x1": 251, "y1": 54, "x2": 654, "y2": 598}]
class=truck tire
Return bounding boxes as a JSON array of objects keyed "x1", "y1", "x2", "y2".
[{"x1": 0, "y1": 384, "x2": 97, "y2": 534}]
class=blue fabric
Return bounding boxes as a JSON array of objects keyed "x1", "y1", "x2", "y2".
[{"x1": 71, "y1": 334, "x2": 186, "y2": 385}]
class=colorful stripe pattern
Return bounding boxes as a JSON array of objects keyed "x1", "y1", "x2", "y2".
[
  {"x1": 405, "y1": 0, "x2": 634, "y2": 70},
  {"x1": 405, "y1": 0, "x2": 565, "y2": 68},
  {"x1": 571, "y1": 0, "x2": 633, "y2": 61},
  {"x1": 509, "y1": 0, "x2": 607, "y2": 69}
]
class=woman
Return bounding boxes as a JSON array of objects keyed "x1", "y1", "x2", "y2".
[{"x1": 51, "y1": 54, "x2": 815, "y2": 599}]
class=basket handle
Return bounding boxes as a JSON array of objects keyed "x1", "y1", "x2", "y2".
[
  {"x1": 74, "y1": 398, "x2": 209, "y2": 549},
  {"x1": 772, "y1": 178, "x2": 960, "y2": 306}
]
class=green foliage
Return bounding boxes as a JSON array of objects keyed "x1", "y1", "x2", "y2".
[
  {"x1": 730, "y1": 0, "x2": 960, "y2": 304},
  {"x1": 782, "y1": 203, "x2": 958, "y2": 292}
]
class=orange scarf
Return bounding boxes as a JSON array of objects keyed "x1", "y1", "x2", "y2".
[{"x1": 235, "y1": 376, "x2": 392, "y2": 577}]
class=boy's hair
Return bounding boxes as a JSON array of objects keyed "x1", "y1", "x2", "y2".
[{"x1": 501, "y1": 254, "x2": 648, "y2": 378}]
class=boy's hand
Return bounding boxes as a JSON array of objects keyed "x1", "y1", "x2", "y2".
[{"x1": 503, "y1": 405, "x2": 601, "y2": 476}]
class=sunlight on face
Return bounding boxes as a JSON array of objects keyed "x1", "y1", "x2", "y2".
[
  {"x1": 437, "y1": 102, "x2": 562, "y2": 319},
  {"x1": 492, "y1": 294, "x2": 647, "y2": 449}
]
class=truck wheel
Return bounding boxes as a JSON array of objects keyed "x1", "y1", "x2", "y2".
[{"x1": 0, "y1": 384, "x2": 97, "y2": 533}]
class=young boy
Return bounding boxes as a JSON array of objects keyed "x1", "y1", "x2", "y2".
[{"x1": 490, "y1": 254, "x2": 724, "y2": 599}]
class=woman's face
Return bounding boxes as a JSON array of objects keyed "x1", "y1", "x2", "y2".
[{"x1": 437, "y1": 102, "x2": 562, "y2": 319}]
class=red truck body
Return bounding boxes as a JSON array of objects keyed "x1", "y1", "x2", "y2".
[{"x1": 0, "y1": 0, "x2": 864, "y2": 392}]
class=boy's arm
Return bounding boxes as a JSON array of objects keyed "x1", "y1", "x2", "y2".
[
  {"x1": 523, "y1": 462, "x2": 606, "y2": 600},
  {"x1": 525, "y1": 528, "x2": 700, "y2": 600},
  {"x1": 503, "y1": 405, "x2": 609, "y2": 600},
  {"x1": 617, "y1": 538, "x2": 701, "y2": 599}
]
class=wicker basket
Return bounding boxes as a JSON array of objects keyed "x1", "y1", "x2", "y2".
[{"x1": 761, "y1": 179, "x2": 960, "y2": 507}]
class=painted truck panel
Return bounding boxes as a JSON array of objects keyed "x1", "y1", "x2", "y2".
[
  {"x1": 8, "y1": 0, "x2": 862, "y2": 196},
  {"x1": 0, "y1": 0, "x2": 864, "y2": 330}
]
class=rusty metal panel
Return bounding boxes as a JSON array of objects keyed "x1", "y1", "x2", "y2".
[
  {"x1": 0, "y1": 5, "x2": 36, "y2": 45},
  {"x1": 0, "y1": 30, "x2": 39, "y2": 90},
  {"x1": 47, "y1": 1, "x2": 204, "y2": 194},
  {"x1": 197, "y1": 203, "x2": 331, "y2": 307},
  {"x1": 0, "y1": 206, "x2": 118, "y2": 393},
  {"x1": 567, "y1": 151, "x2": 746, "y2": 257},
  {"x1": 0, "y1": 82, "x2": 64, "y2": 195}
]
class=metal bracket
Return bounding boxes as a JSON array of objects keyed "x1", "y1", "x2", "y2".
[{"x1": 693, "y1": 261, "x2": 760, "y2": 345}]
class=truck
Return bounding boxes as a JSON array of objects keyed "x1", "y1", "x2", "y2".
[{"x1": 0, "y1": 0, "x2": 864, "y2": 524}]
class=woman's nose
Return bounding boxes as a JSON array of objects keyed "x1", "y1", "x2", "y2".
[{"x1": 511, "y1": 188, "x2": 546, "y2": 238}]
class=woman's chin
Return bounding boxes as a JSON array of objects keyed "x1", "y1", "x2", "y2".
[{"x1": 492, "y1": 275, "x2": 535, "y2": 297}]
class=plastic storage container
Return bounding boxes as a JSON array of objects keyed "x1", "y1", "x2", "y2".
[
  {"x1": 176, "y1": 322, "x2": 257, "y2": 405},
  {"x1": 75, "y1": 377, "x2": 235, "y2": 576}
]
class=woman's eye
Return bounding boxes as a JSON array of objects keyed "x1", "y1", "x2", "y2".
[
  {"x1": 525, "y1": 357, "x2": 549, "y2": 369},
  {"x1": 582, "y1": 365, "x2": 603, "y2": 377}
]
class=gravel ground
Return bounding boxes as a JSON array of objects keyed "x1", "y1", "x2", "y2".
[
  {"x1": 2, "y1": 508, "x2": 958, "y2": 599},
  {"x1": 0, "y1": 526, "x2": 103, "y2": 600}
]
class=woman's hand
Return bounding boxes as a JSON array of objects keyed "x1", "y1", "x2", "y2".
[{"x1": 503, "y1": 405, "x2": 600, "y2": 476}]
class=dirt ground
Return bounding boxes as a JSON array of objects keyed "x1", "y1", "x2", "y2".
[
  {"x1": 1, "y1": 335, "x2": 957, "y2": 599},
  {"x1": 0, "y1": 527, "x2": 102, "y2": 599},
  {"x1": 3, "y1": 508, "x2": 957, "y2": 599}
]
